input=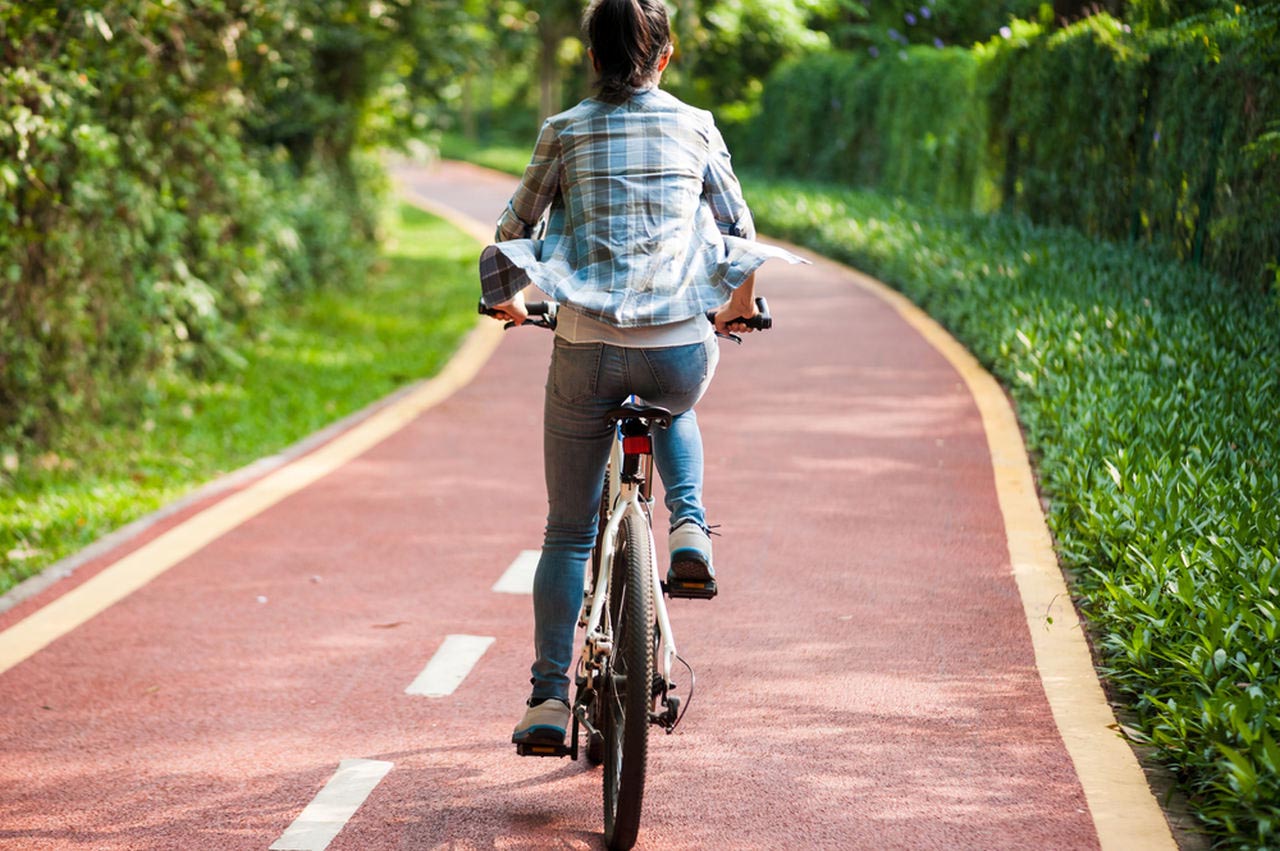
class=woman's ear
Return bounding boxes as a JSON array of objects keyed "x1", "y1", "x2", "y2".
[
  {"x1": 588, "y1": 48, "x2": 601, "y2": 72},
  {"x1": 656, "y1": 43, "x2": 674, "y2": 72}
]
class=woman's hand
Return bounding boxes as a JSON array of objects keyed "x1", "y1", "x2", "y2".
[
  {"x1": 714, "y1": 274, "x2": 759, "y2": 335},
  {"x1": 491, "y1": 291, "x2": 528, "y2": 325},
  {"x1": 714, "y1": 299, "x2": 759, "y2": 335}
]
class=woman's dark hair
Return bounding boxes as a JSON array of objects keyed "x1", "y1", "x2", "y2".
[{"x1": 583, "y1": 0, "x2": 672, "y2": 100}]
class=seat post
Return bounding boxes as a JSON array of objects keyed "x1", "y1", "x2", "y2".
[
  {"x1": 618, "y1": 418, "x2": 650, "y2": 485},
  {"x1": 606, "y1": 402, "x2": 672, "y2": 500},
  {"x1": 639, "y1": 453, "x2": 656, "y2": 502}
]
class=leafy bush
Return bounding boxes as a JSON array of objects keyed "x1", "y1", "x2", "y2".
[
  {"x1": 743, "y1": 174, "x2": 1280, "y2": 848},
  {"x1": 745, "y1": 5, "x2": 1280, "y2": 288},
  {"x1": 0, "y1": 3, "x2": 393, "y2": 460}
]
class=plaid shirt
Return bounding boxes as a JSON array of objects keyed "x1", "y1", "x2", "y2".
[{"x1": 480, "y1": 88, "x2": 804, "y2": 328}]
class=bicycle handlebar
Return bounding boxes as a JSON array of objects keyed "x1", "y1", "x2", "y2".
[
  {"x1": 478, "y1": 297, "x2": 771, "y2": 341},
  {"x1": 477, "y1": 299, "x2": 558, "y2": 329}
]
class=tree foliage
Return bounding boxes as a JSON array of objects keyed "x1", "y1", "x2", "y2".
[
  {"x1": 817, "y1": 0, "x2": 1041, "y2": 51},
  {"x1": 443, "y1": 0, "x2": 845, "y2": 138},
  {"x1": 669, "y1": 0, "x2": 837, "y2": 107}
]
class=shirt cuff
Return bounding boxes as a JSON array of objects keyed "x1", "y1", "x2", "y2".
[
  {"x1": 496, "y1": 202, "x2": 536, "y2": 242},
  {"x1": 478, "y1": 244, "x2": 529, "y2": 307}
]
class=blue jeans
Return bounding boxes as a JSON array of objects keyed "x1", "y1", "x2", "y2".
[{"x1": 530, "y1": 336, "x2": 719, "y2": 703}]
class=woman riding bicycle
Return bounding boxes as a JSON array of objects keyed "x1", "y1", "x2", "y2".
[{"x1": 479, "y1": 0, "x2": 804, "y2": 749}]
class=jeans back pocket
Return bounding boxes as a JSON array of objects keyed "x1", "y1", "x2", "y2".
[
  {"x1": 639, "y1": 338, "x2": 713, "y2": 402},
  {"x1": 549, "y1": 338, "x2": 604, "y2": 404}
]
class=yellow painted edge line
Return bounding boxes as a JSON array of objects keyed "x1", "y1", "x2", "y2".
[
  {"x1": 835, "y1": 262, "x2": 1176, "y2": 850},
  {"x1": 0, "y1": 207, "x2": 504, "y2": 678}
]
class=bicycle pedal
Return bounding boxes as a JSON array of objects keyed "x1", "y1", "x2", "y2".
[
  {"x1": 515, "y1": 741, "x2": 573, "y2": 758},
  {"x1": 663, "y1": 578, "x2": 718, "y2": 600}
]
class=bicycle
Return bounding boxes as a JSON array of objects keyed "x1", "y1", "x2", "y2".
[{"x1": 480, "y1": 297, "x2": 772, "y2": 850}]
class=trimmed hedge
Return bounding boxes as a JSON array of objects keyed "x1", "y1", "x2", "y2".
[
  {"x1": 746, "y1": 6, "x2": 1280, "y2": 289},
  {"x1": 755, "y1": 48, "x2": 992, "y2": 213},
  {"x1": 742, "y1": 174, "x2": 1280, "y2": 848}
]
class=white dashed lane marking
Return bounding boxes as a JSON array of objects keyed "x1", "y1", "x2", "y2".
[
  {"x1": 405, "y1": 634, "x2": 496, "y2": 698},
  {"x1": 270, "y1": 758, "x2": 392, "y2": 851},
  {"x1": 492, "y1": 550, "x2": 539, "y2": 595}
]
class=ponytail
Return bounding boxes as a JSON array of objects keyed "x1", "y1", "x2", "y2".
[{"x1": 583, "y1": 0, "x2": 672, "y2": 100}]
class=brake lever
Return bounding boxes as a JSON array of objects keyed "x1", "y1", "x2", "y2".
[{"x1": 505, "y1": 317, "x2": 556, "y2": 331}]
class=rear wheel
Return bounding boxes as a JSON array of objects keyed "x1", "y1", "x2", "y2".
[
  {"x1": 585, "y1": 473, "x2": 612, "y2": 768},
  {"x1": 601, "y1": 515, "x2": 653, "y2": 850}
]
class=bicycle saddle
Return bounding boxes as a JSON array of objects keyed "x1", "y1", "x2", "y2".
[{"x1": 605, "y1": 402, "x2": 673, "y2": 429}]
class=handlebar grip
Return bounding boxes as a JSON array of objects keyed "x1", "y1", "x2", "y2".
[
  {"x1": 706, "y1": 297, "x2": 772, "y2": 330},
  {"x1": 477, "y1": 299, "x2": 558, "y2": 330},
  {"x1": 476, "y1": 300, "x2": 552, "y2": 317},
  {"x1": 752, "y1": 297, "x2": 772, "y2": 330}
]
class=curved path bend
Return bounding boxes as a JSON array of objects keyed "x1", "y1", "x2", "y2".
[{"x1": 0, "y1": 160, "x2": 1175, "y2": 850}]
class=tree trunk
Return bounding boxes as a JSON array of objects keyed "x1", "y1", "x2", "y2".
[
  {"x1": 539, "y1": 27, "x2": 561, "y2": 121},
  {"x1": 461, "y1": 67, "x2": 476, "y2": 141},
  {"x1": 673, "y1": 0, "x2": 697, "y2": 69}
]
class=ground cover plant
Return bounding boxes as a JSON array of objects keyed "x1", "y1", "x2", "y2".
[
  {"x1": 740, "y1": 175, "x2": 1280, "y2": 848},
  {"x1": 0, "y1": 203, "x2": 479, "y2": 594}
]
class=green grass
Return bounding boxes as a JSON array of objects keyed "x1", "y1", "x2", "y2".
[
  {"x1": 0, "y1": 202, "x2": 479, "y2": 593},
  {"x1": 739, "y1": 175, "x2": 1280, "y2": 849},
  {"x1": 437, "y1": 132, "x2": 530, "y2": 177}
]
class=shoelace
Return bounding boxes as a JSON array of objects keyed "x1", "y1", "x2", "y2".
[{"x1": 670, "y1": 520, "x2": 721, "y2": 537}]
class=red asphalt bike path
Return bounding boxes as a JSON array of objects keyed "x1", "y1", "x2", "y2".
[{"x1": 0, "y1": 160, "x2": 1103, "y2": 849}]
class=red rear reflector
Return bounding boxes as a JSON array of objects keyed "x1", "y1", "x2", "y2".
[{"x1": 622, "y1": 436, "x2": 652, "y2": 455}]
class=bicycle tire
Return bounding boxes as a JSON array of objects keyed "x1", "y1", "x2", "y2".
[
  {"x1": 585, "y1": 473, "x2": 613, "y2": 768},
  {"x1": 601, "y1": 514, "x2": 653, "y2": 850}
]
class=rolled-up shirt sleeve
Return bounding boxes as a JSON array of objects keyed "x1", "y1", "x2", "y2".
[
  {"x1": 702, "y1": 121, "x2": 756, "y2": 241},
  {"x1": 496, "y1": 120, "x2": 562, "y2": 242}
]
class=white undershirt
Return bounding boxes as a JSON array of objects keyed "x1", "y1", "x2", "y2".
[{"x1": 554, "y1": 305, "x2": 713, "y2": 348}]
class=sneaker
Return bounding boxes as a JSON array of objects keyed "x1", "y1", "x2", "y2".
[
  {"x1": 511, "y1": 698, "x2": 571, "y2": 746},
  {"x1": 667, "y1": 519, "x2": 716, "y2": 598}
]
